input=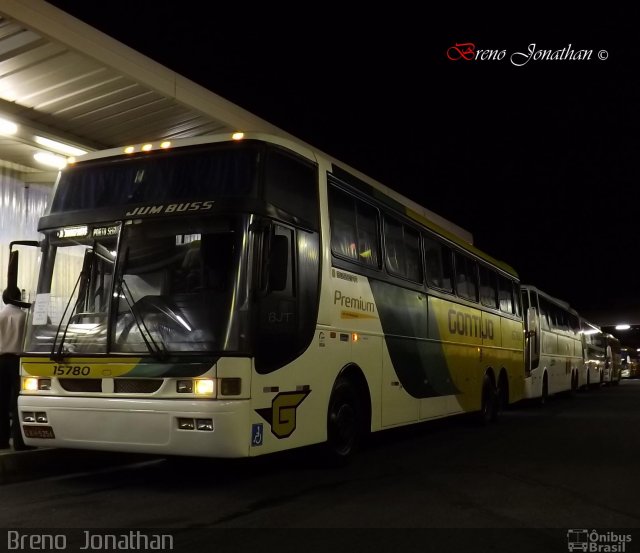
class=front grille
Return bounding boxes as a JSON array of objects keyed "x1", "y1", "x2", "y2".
[
  {"x1": 59, "y1": 379, "x2": 102, "y2": 392},
  {"x1": 114, "y1": 379, "x2": 162, "y2": 394}
]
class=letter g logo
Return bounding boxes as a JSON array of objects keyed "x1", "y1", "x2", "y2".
[{"x1": 256, "y1": 391, "x2": 310, "y2": 439}]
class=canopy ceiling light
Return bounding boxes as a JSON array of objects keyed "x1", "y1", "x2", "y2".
[
  {"x1": 34, "y1": 135, "x2": 87, "y2": 156},
  {"x1": 33, "y1": 151, "x2": 67, "y2": 170},
  {"x1": 0, "y1": 117, "x2": 18, "y2": 135}
]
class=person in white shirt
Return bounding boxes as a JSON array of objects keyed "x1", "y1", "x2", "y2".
[{"x1": 0, "y1": 286, "x2": 28, "y2": 450}]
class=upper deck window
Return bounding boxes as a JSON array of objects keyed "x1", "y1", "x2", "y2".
[{"x1": 51, "y1": 143, "x2": 261, "y2": 213}]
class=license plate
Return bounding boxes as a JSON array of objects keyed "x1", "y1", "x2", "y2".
[{"x1": 23, "y1": 425, "x2": 55, "y2": 439}]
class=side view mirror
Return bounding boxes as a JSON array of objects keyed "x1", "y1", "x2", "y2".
[{"x1": 4, "y1": 241, "x2": 39, "y2": 308}]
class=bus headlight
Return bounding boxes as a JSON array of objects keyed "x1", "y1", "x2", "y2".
[
  {"x1": 194, "y1": 379, "x2": 215, "y2": 395},
  {"x1": 22, "y1": 377, "x2": 51, "y2": 391},
  {"x1": 23, "y1": 377, "x2": 39, "y2": 391}
]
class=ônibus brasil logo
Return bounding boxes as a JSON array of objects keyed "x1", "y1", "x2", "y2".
[{"x1": 567, "y1": 529, "x2": 632, "y2": 553}]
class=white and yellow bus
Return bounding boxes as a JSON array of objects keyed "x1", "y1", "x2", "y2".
[
  {"x1": 520, "y1": 285, "x2": 583, "y2": 402},
  {"x1": 602, "y1": 333, "x2": 622, "y2": 385},
  {"x1": 620, "y1": 345, "x2": 640, "y2": 379},
  {"x1": 579, "y1": 319, "x2": 605, "y2": 389},
  {"x1": 12, "y1": 132, "x2": 525, "y2": 459}
]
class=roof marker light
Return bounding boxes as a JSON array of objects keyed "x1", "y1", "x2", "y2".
[
  {"x1": 141, "y1": 143, "x2": 153, "y2": 152},
  {"x1": 160, "y1": 141, "x2": 171, "y2": 149},
  {"x1": 232, "y1": 132, "x2": 244, "y2": 141},
  {"x1": 124, "y1": 146, "x2": 135, "y2": 154}
]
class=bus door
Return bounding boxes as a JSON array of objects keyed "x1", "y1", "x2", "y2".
[{"x1": 522, "y1": 289, "x2": 540, "y2": 375}]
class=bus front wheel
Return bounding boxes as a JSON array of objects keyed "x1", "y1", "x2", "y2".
[{"x1": 326, "y1": 377, "x2": 363, "y2": 461}]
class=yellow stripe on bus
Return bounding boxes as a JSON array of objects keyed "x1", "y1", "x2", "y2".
[
  {"x1": 21, "y1": 357, "x2": 143, "y2": 378},
  {"x1": 340, "y1": 310, "x2": 378, "y2": 320}
]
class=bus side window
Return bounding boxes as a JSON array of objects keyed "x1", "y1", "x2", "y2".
[
  {"x1": 538, "y1": 298, "x2": 550, "y2": 330},
  {"x1": 354, "y1": 200, "x2": 380, "y2": 268},
  {"x1": 521, "y1": 289, "x2": 530, "y2": 312},
  {"x1": 329, "y1": 186, "x2": 380, "y2": 268},
  {"x1": 264, "y1": 149, "x2": 319, "y2": 229},
  {"x1": 385, "y1": 241, "x2": 400, "y2": 274},
  {"x1": 384, "y1": 216, "x2": 422, "y2": 283},
  {"x1": 547, "y1": 303, "x2": 558, "y2": 330},
  {"x1": 329, "y1": 187, "x2": 358, "y2": 261},
  {"x1": 404, "y1": 228, "x2": 422, "y2": 283},
  {"x1": 454, "y1": 252, "x2": 478, "y2": 302},
  {"x1": 513, "y1": 282, "x2": 522, "y2": 317},
  {"x1": 498, "y1": 276, "x2": 513, "y2": 313},
  {"x1": 424, "y1": 236, "x2": 453, "y2": 292},
  {"x1": 479, "y1": 265, "x2": 498, "y2": 308}
]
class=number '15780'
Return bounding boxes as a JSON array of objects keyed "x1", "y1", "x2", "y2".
[{"x1": 52, "y1": 365, "x2": 90, "y2": 376}]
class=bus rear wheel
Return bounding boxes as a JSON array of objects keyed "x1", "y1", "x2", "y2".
[
  {"x1": 479, "y1": 374, "x2": 498, "y2": 424},
  {"x1": 326, "y1": 378, "x2": 363, "y2": 461},
  {"x1": 540, "y1": 374, "x2": 549, "y2": 406},
  {"x1": 571, "y1": 371, "x2": 579, "y2": 393},
  {"x1": 497, "y1": 372, "x2": 509, "y2": 412}
]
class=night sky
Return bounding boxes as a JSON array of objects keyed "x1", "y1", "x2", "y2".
[{"x1": 45, "y1": 3, "x2": 638, "y2": 319}]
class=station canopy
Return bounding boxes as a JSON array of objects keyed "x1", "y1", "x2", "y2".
[
  {"x1": 0, "y1": 0, "x2": 472, "y2": 245},
  {"x1": 0, "y1": 0, "x2": 280, "y2": 185}
]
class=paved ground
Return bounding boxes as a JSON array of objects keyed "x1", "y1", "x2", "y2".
[{"x1": 1, "y1": 381, "x2": 639, "y2": 552}]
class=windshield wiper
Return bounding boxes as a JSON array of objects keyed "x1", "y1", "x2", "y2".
[
  {"x1": 51, "y1": 248, "x2": 94, "y2": 361},
  {"x1": 116, "y1": 276, "x2": 168, "y2": 361}
]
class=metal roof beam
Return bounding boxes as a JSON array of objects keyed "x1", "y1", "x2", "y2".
[
  {"x1": 0, "y1": 96, "x2": 104, "y2": 150},
  {"x1": 0, "y1": 0, "x2": 283, "y2": 136}
]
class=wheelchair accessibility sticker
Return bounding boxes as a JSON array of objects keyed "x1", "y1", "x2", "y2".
[{"x1": 251, "y1": 423, "x2": 263, "y2": 446}]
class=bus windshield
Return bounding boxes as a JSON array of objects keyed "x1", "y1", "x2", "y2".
[{"x1": 25, "y1": 215, "x2": 253, "y2": 356}]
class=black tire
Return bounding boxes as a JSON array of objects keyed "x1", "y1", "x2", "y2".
[
  {"x1": 497, "y1": 373, "x2": 509, "y2": 412},
  {"x1": 326, "y1": 377, "x2": 364, "y2": 462},
  {"x1": 479, "y1": 374, "x2": 498, "y2": 424},
  {"x1": 571, "y1": 371, "x2": 578, "y2": 393},
  {"x1": 540, "y1": 375, "x2": 548, "y2": 406}
]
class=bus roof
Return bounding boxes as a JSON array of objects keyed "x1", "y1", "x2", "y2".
[
  {"x1": 66, "y1": 132, "x2": 519, "y2": 278},
  {"x1": 521, "y1": 284, "x2": 578, "y2": 314}
]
